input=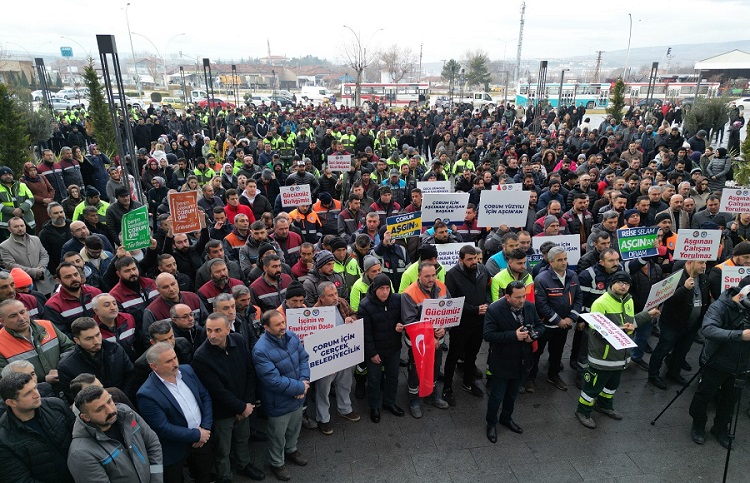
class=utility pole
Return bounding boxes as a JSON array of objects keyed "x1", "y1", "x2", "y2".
[
  {"x1": 593, "y1": 50, "x2": 604, "y2": 83},
  {"x1": 418, "y1": 43, "x2": 423, "y2": 82},
  {"x1": 515, "y1": 1, "x2": 525, "y2": 88}
]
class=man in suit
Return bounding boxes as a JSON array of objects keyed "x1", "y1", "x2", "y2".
[{"x1": 137, "y1": 342, "x2": 213, "y2": 483}]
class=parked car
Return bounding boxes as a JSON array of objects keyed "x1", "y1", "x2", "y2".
[
  {"x1": 57, "y1": 88, "x2": 84, "y2": 100},
  {"x1": 161, "y1": 97, "x2": 185, "y2": 109},
  {"x1": 198, "y1": 98, "x2": 235, "y2": 109},
  {"x1": 268, "y1": 95, "x2": 295, "y2": 107},
  {"x1": 49, "y1": 97, "x2": 78, "y2": 111},
  {"x1": 731, "y1": 97, "x2": 750, "y2": 112}
]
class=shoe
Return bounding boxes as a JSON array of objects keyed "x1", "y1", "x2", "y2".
[
  {"x1": 644, "y1": 343, "x2": 654, "y2": 354},
  {"x1": 575, "y1": 411, "x2": 596, "y2": 429},
  {"x1": 302, "y1": 415, "x2": 318, "y2": 429},
  {"x1": 666, "y1": 374, "x2": 689, "y2": 386},
  {"x1": 383, "y1": 404, "x2": 405, "y2": 417},
  {"x1": 461, "y1": 383, "x2": 484, "y2": 397},
  {"x1": 499, "y1": 419, "x2": 523, "y2": 434},
  {"x1": 409, "y1": 400, "x2": 423, "y2": 419},
  {"x1": 370, "y1": 408, "x2": 380, "y2": 423},
  {"x1": 524, "y1": 379, "x2": 535, "y2": 394},
  {"x1": 355, "y1": 379, "x2": 366, "y2": 399},
  {"x1": 239, "y1": 463, "x2": 266, "y2": 481},
  {"x1": 594, "y1": 404, "x2": 623, "y2": 420},
  {"x1": 338, "y1": 410, "x2": 361, "y2": 422},
  {"x1": 710, "y1": 426, "x2": 731, "y2": 449},
  {"x1": 649, "y1": 377, "x2": 667, "y2": 390},
  {"x1": 250, "y1": 428, "x2": 268, "y2": 442},
  {"x1": 318, "y1": 421, "x2": 333, "y2": 435},
  {"x1": 442, "y1": 389, "x2": 457, "y2": 407},
  {"x1": 425, "y1": 392, "x2": 450, "y2": 409},
  {"x1": 631, "y1": 358, "x2": 649, "y2": 371},
  {"x1": 547, "y1": 374, "x2": 567, "y2": 391},
  {"x1": 691, "y1": 424, "x2": 706, "y2": 445},
  {"x1": 682, "y1": 361, "x2": 693, "y2": 371},
  {"x1": 270, "y1": 465, "x2": 291, "y2": 481},
  {"x1": 285, "y1": 450, "x2": 308, "y2": 466},
  {"x1": 486, "y1": 425, "x2": 497, "y2": 443}
]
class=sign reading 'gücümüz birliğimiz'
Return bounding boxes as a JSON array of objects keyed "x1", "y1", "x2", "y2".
[
  {"x1": 419, "y1": 297, "x2": 465, "y2": 328},
  {"x1": 280, "y1": 184, "x2": 312, "y2": 207}
]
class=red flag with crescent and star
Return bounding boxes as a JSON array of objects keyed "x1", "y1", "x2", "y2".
[{"x1": 405, "y1": 322, "x2": 435, "y2": 397}]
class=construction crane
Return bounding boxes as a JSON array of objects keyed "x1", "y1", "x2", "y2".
[{"x1": 515, "y1": 1, "x2": 525, "y2": 87}]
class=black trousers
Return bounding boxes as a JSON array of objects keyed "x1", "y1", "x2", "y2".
[
  {"x1": 443, "y1": 323, "x2": 484, "y2": 390},
  {"x1": 689, "y1": 366, "x2": 737, "y2": 429},
  {"x1": 530, "y1": 327, "x2": 569, "y2": 379}
]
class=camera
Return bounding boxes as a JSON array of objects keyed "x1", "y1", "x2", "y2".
[{"x1": 522, "y1": 323, "x2": 539, "y2": 341}]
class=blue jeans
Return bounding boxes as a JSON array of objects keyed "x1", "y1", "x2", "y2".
[
  {"x1": 485, "y1": 377, "x2": 520, "y2": 427},
  {"x1": 631, "y1": 319, "x2": 653, "y2": 361}
]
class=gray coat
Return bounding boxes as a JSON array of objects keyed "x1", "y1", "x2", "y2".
[{"x1": 705, "y1": 156, "x2": 732, "y2": 193}]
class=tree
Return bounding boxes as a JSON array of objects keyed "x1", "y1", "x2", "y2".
[
  {"x1": 55, "y1": 72, "x2": 63, "y2": 88},
  {"x1": 682, "y1": 97, "x2": 729, "y2": 140},
  {"x1": 0, "y1": 82, "x2": 31, "y2": 174},
  {"x1": 464, "y1": 51, "x2": 492, "y2": 92},
  {"x1": 83, "y1": 59, "x2": 117, "y2": 158},
  {"x1": 441, "y1": 59, "x2": 461, "y2": 102},
  {"x1": 606, "y1": 78, "x2": 627, "y2": 123},
  {"x1": 379, "y1": 45, "x2": 417, "y2": 83},
  {"x1": 341, "y1": 31, "x2": 378, "y2": 106}
]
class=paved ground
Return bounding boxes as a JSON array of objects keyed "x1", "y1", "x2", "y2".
[{"x1": 236, "y1": 334, "x2": 750, "y2": 483}]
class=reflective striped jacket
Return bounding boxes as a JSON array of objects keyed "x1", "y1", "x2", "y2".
[
  {"x1": 43, "y1": 285, "x2": 102, "y2": 337},
  {"x1": 0, "y1": 319, "x2": 74, "y2": 379}
]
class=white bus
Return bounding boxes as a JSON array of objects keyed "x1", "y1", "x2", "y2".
[{"x1": 340, "y1": 82, "x2": 429, "y2": 107}]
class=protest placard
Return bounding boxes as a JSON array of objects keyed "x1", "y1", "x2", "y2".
[
  {"x1": 528, "y1": 253, "x2": 544, "y2": 270},
  {"x1": 580, "y1": 313, "x2": 637, "y2": 350},
  {"x1": 673, "y1": 229, "x2": 722, "y2": 260},
  {"x1": 644, "y1": 269, "x2": 684, "y2": 311},
  {"x1": 617, "y1": 227, "x2": 659, "y2": 260},
  {"x1": 719, "y1": 188, "x2": 750, "y2": 214},
  {"x1": 286, "y1": 306, "x2": 337, "y2": 342},
  {"x1": 532, "y1": 234, "x2": 581, "y2": 265},
  {"x1": 420, "y1": 297, "x2": 465, "y2": 328},
  {"x1": 436, "y1": 242, "x2": 474, "y2": 268},
  {"x1": 168, "y1": 191, "x2": 201, "y2": 235},
  {"x1": 417, "y1": 181, "x2": 450, "y2": 194},
  {"x1": 722, "y1": 266, "x2": 749, "y2": 292},
  {"x1": 476, "y1": 189, "x2": 530, "y2": 228},
  {"x1": 421, "y1": 193, "x2": 469, "y2": 226},
  {"x1": 327, "y1": 154, "x2": 352, "y2": 172},
  {"x1": 280, "y1": 184, "x2": 312, "y2": 207},
  {"x1": 306, "y1": 319, "x2": 364, "y2": 382},
  {"x1": 386, "y1": 211, "x2": 422, "y2": 239},
  {"x1": 121, "y1": 206, "x2": 151, "y2": 251},
  {"x1": 494, "y1": 183, "x2": 523, "y2": 191}
]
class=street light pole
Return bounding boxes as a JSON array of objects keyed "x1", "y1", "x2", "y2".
[
  {"x1": 124, "y1": 2, "x2": 142, "y2": 96},
  {"x1": 558, "y1": 68, "x2": 570, "y2": 108},
  {"x1": 132, "y1": 32, "x2": 162, "y2": 89},
  {"x1": 163, "y1": 33, "x2": 185, "y2": 87}
]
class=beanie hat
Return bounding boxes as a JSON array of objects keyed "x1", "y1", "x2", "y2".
[
  {"x1": 734, "y1": 241, "x2": 750, "y2": 257},
  {"x1": 314, "y1": 250, "x2": 335, "y2": 269},
  {"x1": 717, "y1": 147, "x2": 728, "y2": 158},
  {"x1": 418, "y1": 244, "x2": 438, "y2": 261},
  {"x1": 330, "y1": 237, "x2": 348, "y2": 252},
  {"x1": 257, "y1": 243, "x2": 276, "y2": 262},
  {"x1": 370, "y1": 273, "x2": 391, "y2": 291},
  {"x1": 624, "y1": 209, "x2": 639, "y2": 220},
  {"x1": 363, "y1": 255, "x2": 380, "y2": 272},
  {"x1": 319, "y1": 191, "x2": 333, "y2": 205},
  {"x1": 10, "y1": 267, "x2": 32, "y2": 289},
  {"x1": 262, "y1": 169, "x2": 273, "y2": 180},
  {"x1": 654, "y1": 212, "x2": 671, "y2": 224},
  {"x1": 285, "y1": 281, "x2": 305, "y2": 299},
  {"x1": 85, "y1": 186, "x2": 101, "y2": 198},
  {"x1": 609, "y1": 271, "x2": 632, "y2": 287},
  {"x1": 544, "y1": 215, "x2": 559, "y2": 229}
]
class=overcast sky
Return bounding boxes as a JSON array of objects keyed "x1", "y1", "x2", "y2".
[{"x1": 2, "y1": 0, "x2": 748, "y2": 70}]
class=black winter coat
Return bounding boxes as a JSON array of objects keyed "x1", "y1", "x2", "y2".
[
  {"x1": 700, "y1": 289, "x2": 750, "y2": 375},
  {"x1": 0, "y1": 397, "x2": 75, "y2": 483},
  {"x1": 483, "y1": 298, "x2": 544, "y2": 379},
  {"x1": 444, "y1": 262, "x2": 490, "y2": 327},
  {"x1": 662, "y1": 271, "x2": 709, "y2": 331},
  {"x1": 358, "y1": 291, "x2": 403, "y2": 358},
  {"x1": 58, "y1": 341, "x2": 135, "y2": 402}
]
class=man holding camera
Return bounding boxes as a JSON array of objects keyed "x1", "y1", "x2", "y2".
[{"x1": 689, "y1": 279, "x2": 750, "y2": 448}]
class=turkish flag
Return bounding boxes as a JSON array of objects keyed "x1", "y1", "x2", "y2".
[{"x1": 405, "y1": 322, "x2": 435, "y2": 397}]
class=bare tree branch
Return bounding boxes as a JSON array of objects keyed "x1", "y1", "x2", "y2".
[{"x1": 379, "y1": 45, "x2": 417, "y2": 83}]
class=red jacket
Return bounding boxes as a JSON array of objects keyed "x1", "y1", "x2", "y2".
[
  {"x1": 271, "y1": 231, "x2": 304, "y2": 267},
  {"x1": 198, "y1": 278, "x2": 244, "y2": 309},
  {"x1": 224, "y1": 203, "x2": 255, "y2": 224},
  {"x1": 109, "y1": 277, "x2": 159, "y2": 323},
  {"x1": 17, "y1": 292, "x2": 41, "y2": 320},
  {"x1": 251, "y1": 274, "x2": 292, "y2": 313},
  {"x1": 95, "y1": 312, "x2": 137, "y2": 361},
  {"x1": 43, "y1": 285, "x2": 102, "y2": 336},
  {"x1": 142, "y1": 291, "x2": 206, "y2": 344}
]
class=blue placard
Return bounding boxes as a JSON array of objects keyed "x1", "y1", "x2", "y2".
[{"x1": 60, "y1": 47, "x2": 73, "y2": 57}]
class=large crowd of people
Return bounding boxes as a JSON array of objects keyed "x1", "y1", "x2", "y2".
[{"x1": 0, "y1": 96, "x2": 748, "y2": 482}]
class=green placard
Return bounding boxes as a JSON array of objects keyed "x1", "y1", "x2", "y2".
[{"x1": 121, "y1": 206, "x2": 151, "y2": 251}]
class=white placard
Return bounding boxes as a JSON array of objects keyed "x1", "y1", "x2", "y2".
[
  {"x1": 421, "y1": 193, "x2": 470, "y2": 225},
  {"x1": 419, "y1": 297, "x2": 465, "y2": 328},
  {"x1": 327, "y1": 154, "x2": 352, "y2": 172},
  {"x1": 673, "y1": 229, "x2": 722, "y2": 260},
  {"x1": 286, "y1": 306, "x2": 337, "y2": 341},
  {"x1": 644, "y1": 269, "x2": 684, "y2": 311},
  {"x1": 417, "y1": 180, "x2": 451, "y2": 194},
  {"x1": 532, "y1": 234, "x2": 581, "y2": 265},
  {"x1": 494, "y1": 183, "x2": 523, "y2": 191},
  {"x1": 476, "y1": 189, "x2": 530, "y2": 228},
  {"x1": 436, "y1": 242, "x2": 474, "y2": 268},
  {"x1": 580, "y1": 313, "x2": 637, "y2": 350},
  {"x1": 719, "y1": 188, "x2": 750, "y2": 214},
  {"x1": 721, "y1": 266, "x2": 749, "y2": 292},
  {"x1": 306, "y1": 319, "x2": 364, "y2": 382},
  {"x1": 280, "y1": 184, "x2": 312, "y2": 207}
]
